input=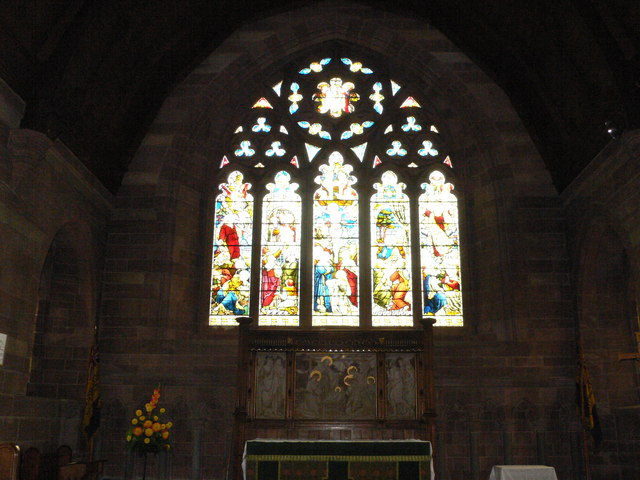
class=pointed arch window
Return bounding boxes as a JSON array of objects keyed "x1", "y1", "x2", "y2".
[{"x1": 209, "y1": 55, "x2": 463, "y2": 328}]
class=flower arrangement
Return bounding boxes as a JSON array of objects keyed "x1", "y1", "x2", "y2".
[{"x1": 126, "y1": 388, "x2": 173, "y2": 454}]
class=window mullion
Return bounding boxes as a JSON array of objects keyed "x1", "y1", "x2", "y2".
[
  {"x1": 408, "y1": 178, "x2": 423, "y2": 328},
  {"x1": 299, "y1": 173, "x2": 314, "y2": 329},
  {"x1": 360, "y1": 181, "x2": 373, "y2": 329}
]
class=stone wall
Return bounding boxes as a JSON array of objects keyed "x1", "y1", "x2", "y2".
[
  {"x1": 562, "y1": 130, "x2": 640, "y2": 479},
  {"x1": 1, "y1": 3, "x2": 637, "y2": 480},
  {"x1": 97, "y1": 4, "x2": 579, "y2": 479},
  {"x1": 0, "y1": 77, "x2": 112, "y2": 454}
]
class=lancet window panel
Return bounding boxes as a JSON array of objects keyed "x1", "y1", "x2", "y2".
[{"x1": 209, "y1": 54, "x2": 464, "y2": 328}]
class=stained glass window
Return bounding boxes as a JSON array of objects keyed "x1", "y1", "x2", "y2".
[
  {"x1": 210, "y1": 55, "x2": 464, "y2": 328},
  {"x1": 259, "y1": 171, "x2": 302, "y2": 326},
  {"x1": 312, "y1": 152, "x2": 359, "y2": 326},
  {"x1": 419, "y1": 170, "x2": 463, "y2": 326},
  {"x1": 209, "y1": 171, "x2": 253, "y2": 325},
  {"x1": 371, "y1": 171, "x2": 413, "y2": 327}
]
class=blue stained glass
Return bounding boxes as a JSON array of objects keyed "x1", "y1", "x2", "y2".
[
  {"x1": 341, "y1": 131, "x2": 354, "y2": 140},
  {"x1": 386, "y1": 141, "x2": 407, "y2": 157},
  {"x1": 235, "y1": 140, "x2": 255, "y2": 157},
  {"x1": 401, "y1": 117, "x2": 421, "y2": 132},
  {"x1": 252, "y1": 117, "x2": 272, "y2": 133},
  {"x1": 265, "y1": 141, "x2": 286, "y2": 157},
  {"x1": 418, "y1": 140, "x2": 438, "y2": 157}
]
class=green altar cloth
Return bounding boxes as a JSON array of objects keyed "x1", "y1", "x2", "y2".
[{"x1": 243, "y1": 440, "x2": 433, "y2": 480}]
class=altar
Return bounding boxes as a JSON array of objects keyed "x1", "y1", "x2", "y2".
[
  {"x1": 243, "y1": 440, "x2": 433, "y2": 480},
  {"x1": 231, "y1": 319, "x2": 438, "y2": 480}
]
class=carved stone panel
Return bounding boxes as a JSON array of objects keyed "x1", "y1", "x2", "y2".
[
  {"x1": 294, "y1": 352, "x2": 377, "y2": 420},
  {"x1": 255, "y1": 352, "x2": 287, "y2": 419}
]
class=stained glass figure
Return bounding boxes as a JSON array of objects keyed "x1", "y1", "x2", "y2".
[
  {"x1": 253, "y1": 98, "x2": 273, "y2": 109},
  {"x1": 210, "y1": 171, "x2": 254, "y2": 325},
  {"x1": 419, "y1": 171, "x2": 463, "y2": 326},
  {"x1": 400, "y1": 97, "x2": 421, "y2": 108},
  {"x1": 351, "y1": 143, "x2": 367, "y2": 162},
  {"x1": 305, "y1": 143, "x2": 321, "y2": 162},
  {"x1": 299, "y1": 58, "x2": 331, "y2": 74},
  {"x1": 313, "y1": 78, "x2": 360, "y2": 117},
  {"x1": 371, "y1": 171, "x2": 413, "y2": 327},
  {"x1": 312, "y1": 152, "x2": 359, "y2": 326},
  {"x1": 259, "y1": 171, "x2": 302, "y2": 326},
  {"x1": 391, "y1": 80, "x2": 402, "y2": 96},
  {"x1": 213, "y1": 54, "x2": 461, "y2": 330}
]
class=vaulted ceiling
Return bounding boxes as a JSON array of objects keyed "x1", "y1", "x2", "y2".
[{"x1": 2, "y1": 0, "x2": 639, "y2": 193}]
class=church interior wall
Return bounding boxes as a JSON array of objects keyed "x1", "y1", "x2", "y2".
[
  {"x1": 95, "y1": 5, "x2": 580, "y2": 479},
  {"x1": 0, "y1": 77, "x2": 112, "y2": 453},
  {"x1": 562, "y1": 130, "x2": 640, "y2": 478},
  {"x1": 0, "y1": 3, "x2": 638, "y2": 479}
]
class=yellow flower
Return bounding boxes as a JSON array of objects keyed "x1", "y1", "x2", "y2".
[
  {"x1": 145, "y1": 428, "x2": 153, "y2": 437},
  {"x1": 127, "y1": 435, "x2": 132, "y2": 442},
  {"x1": 162, "y1": 431, "x2": 169, "y2": 439},
  {"x1": 166, "y1": 422, "x2": 172, "y2": 429},
  {"x1": 135, "y1": 409, "x2": 142, "y2": 416},
  {"x1": 139, "y1": 415, "x2": 146, "y2": 421},
  {"x1": 131, "y1": 419, "x2": 138, "y2": 425},
  {"x1": 160, "y1": 408, "x2": 166, "y2": 413},
  {"x1": 161, "y1": 424, "x2": 166, "y2": 429},
  {"x1": 145, "y1": 403, "x2": 153, "y2": 413},
  {"x1": 153, "y1": 416, "x2": 158, "y2": 421},
  {"x1": 144, "y1": 438, "x2": 150, "y2": 444}
]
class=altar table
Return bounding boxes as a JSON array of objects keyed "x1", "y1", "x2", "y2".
[
  {"x1": 243, "y1": 439, "x2": 433, "y2": 480},
  {"x1": 489, "y1": 465, "x2": 558, "y2": 480}
]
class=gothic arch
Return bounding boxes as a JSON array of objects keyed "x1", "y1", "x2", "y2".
[
  {"x1": 113, "y1": 1, "x2": 557, "y2": 339},
  {"x1": 28, "y1": 221, "x2": 98, "y2": 400}
]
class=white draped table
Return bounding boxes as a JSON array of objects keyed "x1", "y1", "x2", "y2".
[{"x1": 489, "y1": 465, "x2": 558, "y2": 480}]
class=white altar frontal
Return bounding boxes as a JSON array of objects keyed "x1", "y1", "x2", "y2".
[{"x1": 489, "y1": 465, "x2": 558, "y2": 480}]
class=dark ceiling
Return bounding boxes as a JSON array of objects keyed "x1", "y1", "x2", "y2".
[{"x1": 2, "y1": 0, "x2": 639, "y2": 194}]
